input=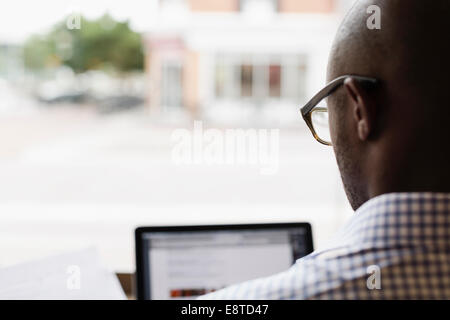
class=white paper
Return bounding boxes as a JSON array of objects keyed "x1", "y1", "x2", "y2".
[{"x1": 0, "y1": 247, "x2": 126, "y2": 300}]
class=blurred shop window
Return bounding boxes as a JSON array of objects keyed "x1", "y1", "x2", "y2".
[
  {"x1": 268, "y1": 65, "x2": 281, "y2": 98},
  {"x1": 240, "y1": 65, "x2": 253, "y2": 97},
  {"x1": 161, "y1": 61, "x2": 183, "y2": 108},
  {"x1": 281, "y1": 62, "x2": 307, "y2": 103},
  {"x1": 214, "y1": 54, "x2": 307, "y2": 104},
  {"x1": 215, "y1": 56, "x2": 240, "y2": 99}
]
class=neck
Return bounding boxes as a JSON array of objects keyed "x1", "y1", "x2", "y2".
[{"x1": 368, "y1": 142, "x2": 450, "y2": 199}]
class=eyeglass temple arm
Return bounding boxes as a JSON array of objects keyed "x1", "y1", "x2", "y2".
[{"x1": 300, "y1": 75, "x2": 378, "y2": 116}]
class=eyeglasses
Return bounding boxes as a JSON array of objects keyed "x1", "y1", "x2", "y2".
[{"x1": 300, "y1": 75, "x2": 379, "y2": 146}]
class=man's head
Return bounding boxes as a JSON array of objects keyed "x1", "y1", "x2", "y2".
[{"x1": 327, "y1": 0, "x2": 450, "y2": 210}]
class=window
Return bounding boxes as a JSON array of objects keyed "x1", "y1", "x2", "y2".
[
  {"x1": 0, "y1": 1, "x2": 349, "y2": 277},
  {"x1": 269, "y1": 65, "x2": 281, "y2": 97},
  {"x1": 161, "y1": 61, "x2": 183, "y2": 108},
  {"x1": 240, "y1": 65, "x2": 253, "y2": 97},
  {"x1": 214, "y1": 54, "x2": 306, "y2": 103},
  {"x1": 215, "y1": 59, "x2": 240, "y2": 99},
  {"x1": 281, "y1": 59, "x2": 307, "y2": 103}
]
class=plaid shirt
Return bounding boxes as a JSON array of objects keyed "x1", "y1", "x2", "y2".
[{"x1": 199, "y1": 193, "x2": 450, "y2": 300}]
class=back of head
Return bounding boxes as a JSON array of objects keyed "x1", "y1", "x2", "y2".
[
  {"x1": 330, "y1": 0, "x2": 450, "y2": 112},
  {"x1": 327, "y1": 0, "x2": 450, "y2": 209}
]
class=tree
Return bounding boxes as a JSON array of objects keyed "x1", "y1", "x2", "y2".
[{"x1": 24, "y1": 14, "x2": 144, "y2": 73}]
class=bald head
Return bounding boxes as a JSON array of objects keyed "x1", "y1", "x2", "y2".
[
  {"x1": 329, "y1": 0, "x2": 450, "y2": 107},
  {"x1": 325, "y1": 0, "x2": 450, "y2": 209}
]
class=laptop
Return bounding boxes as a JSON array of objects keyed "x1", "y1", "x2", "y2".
[{"x1": 135, "y1": 223, "x2": 313, "y2": 300}]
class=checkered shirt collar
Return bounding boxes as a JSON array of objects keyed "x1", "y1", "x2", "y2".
[{"x1": 330, "y1": 193, "x2": 450, "y2": 249}]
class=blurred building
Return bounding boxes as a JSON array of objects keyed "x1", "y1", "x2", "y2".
[{"x1": 144, "y1": 0, "x2": 350, "y2": 124}]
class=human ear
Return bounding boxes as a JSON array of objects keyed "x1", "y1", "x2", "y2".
[{"x1": 343, "y1": 78, "x2": 375, "y2": 141}]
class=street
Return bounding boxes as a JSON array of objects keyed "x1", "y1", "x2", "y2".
[{"x1": 0, "y1": 105, "x2": 353, "y2": 272}]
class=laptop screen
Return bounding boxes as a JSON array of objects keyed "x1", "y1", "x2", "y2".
[{"x1": 136, "y1": 224, "x2": 313, "y2": 299}]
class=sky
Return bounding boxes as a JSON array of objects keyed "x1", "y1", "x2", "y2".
[{"x1": 0, "y1": 0, "x2": 159, "y2": 43}]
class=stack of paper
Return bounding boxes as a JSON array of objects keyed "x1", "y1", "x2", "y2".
[{"x1": 0, "y1": 247, "x2": 126, "y2": 299}]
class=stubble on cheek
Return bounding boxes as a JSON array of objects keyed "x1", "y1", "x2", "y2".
[{"x1": 331, "y1": 106, "x2": 367, "y2": 211}]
